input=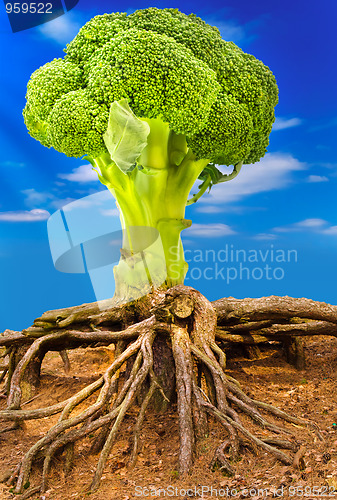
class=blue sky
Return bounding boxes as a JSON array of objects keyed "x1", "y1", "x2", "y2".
[{"x1": 0, "y1": 0, "x2": 336, "y2": 331}]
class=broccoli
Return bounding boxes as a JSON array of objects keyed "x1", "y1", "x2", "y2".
[{"x1": 23, "y1": 7, "x2": 278, "y2": 292}]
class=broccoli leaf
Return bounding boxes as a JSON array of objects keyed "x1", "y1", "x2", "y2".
[{"x1": 103, "y1": 99, "x2": 150, "y2": 174}]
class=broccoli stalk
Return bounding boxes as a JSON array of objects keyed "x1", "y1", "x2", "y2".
[
  {"x1": 92, "y1": 118, "x2": 210, "y2": 288},
  {"x1": 22, "y1": 7, "x2": 278, "y2": 297}
]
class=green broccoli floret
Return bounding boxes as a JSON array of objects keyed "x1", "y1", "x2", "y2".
[
  {"x1": 23, "y1": 7, "x2": 279, "y2": 288},
  {"x1": 23, "y1": 58, "x2": 83, "y2": 146},
  {"x1": 125, "y1": 8, "x2": 225, "y2": 72},
  {"x1": 187, "y1": 93, "x2": 253, "y2": 165},
  {"x1": 219, "y1": 43, "x2": 278, "y2": 163},
  {"x1": 46, "y1": 90, "x2": 109, "y2": 158},
  {"x1": 65, "y1": 12, "x2": 127, "y2": 66}
]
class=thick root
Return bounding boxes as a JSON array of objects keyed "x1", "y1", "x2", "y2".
[{"x1": 0, "y1": 286, "x2": 326, "y2": 497}]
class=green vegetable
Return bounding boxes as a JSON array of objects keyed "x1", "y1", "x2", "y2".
[{"x1": 23, "y1": 7, "x2": 278, "y2": 291}]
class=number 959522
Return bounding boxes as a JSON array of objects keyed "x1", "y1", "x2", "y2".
[{"x1": 6, "y1": 3, "x2": 53, "y2": 14}]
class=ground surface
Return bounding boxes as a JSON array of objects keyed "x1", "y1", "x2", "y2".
[{"x1": 1, "y1": 336, "x2": 337, "y2": 500}]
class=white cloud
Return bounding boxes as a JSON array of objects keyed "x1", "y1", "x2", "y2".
[
  {"x1": 273, "y1": 117, "x2": 302, "y2": 131},
  {"x1": 21, "y1": 187, "x2": 103, "y2": 211},
  {"x1": 273, "y1": 218, "x2": 328, "y2": 233},
  {"x1": 253, "y1": 233, "x2": 278, "y2": 241},
  {"x1": 195, "y1": 205, "x2": 224, "y2": 214},
  {"x1": 38, "y1": 13, "x2": 81, "y2": 44},
  {"x1": 322, "y1": 226, "x2": 337, "y2": 235},
  {"x1": 50, "y1": 197, "x2": 76, "y2": 209},
  {"x1": 195, "y1": 204, "x2": 266, "y2": 215},
  {"x1": 187, "y1": 223, "x2": 236, "y2": 238},
  {"x1": 0, "y1": 209, "x2": 50, "y2": 222},
  {"x1": 307, "y1": 175, "x2": 329, "y2": 183},
  {"x1": 297, "y1": 219, "x2": 327, "y2": 228},
  {"x1": 272, "y1": 218, "x2": 337, "y2": 237},
  {"x1": 49, "y1": 190, "x2": 109, "y2": 210},
  {"x1": 101, "y1": 208, "x2": 120, "y2": 217},
  {"x1": 62, "y1": 190, "x2": 112, "y2": 212},
  {"x1": 58, "y1": 165, "x2": 99, "y2": 183},
  {"x1": 199, "y1": 153, "x2": 306, "y2": 205},
  {"x1": 22, "y1": 188, "x2": 54, "y2": 207}
]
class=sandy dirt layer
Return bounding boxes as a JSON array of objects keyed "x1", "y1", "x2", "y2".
[{"x1": 1, "y1": 336, "x2": 337, "y2": 500}]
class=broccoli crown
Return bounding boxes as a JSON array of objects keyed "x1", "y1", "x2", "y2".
[
  {"x1": 87, "y1": 29, "x2": 219, "y2": 136},
  {"x1": 23, "y1": 7, "x2": 278, "y2": 164}
]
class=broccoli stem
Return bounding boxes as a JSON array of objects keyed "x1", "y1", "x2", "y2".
[{"x1": 93, "y1": 121, "x2": 209, "y2": 290}]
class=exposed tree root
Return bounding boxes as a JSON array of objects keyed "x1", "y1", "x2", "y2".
[{"x1": 0, "y1": 286, "x2": 332, "y2": 497}]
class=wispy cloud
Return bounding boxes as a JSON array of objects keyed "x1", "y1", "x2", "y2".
[
  {"x1": 22, "y1": 188, "x2": 54, "y2": 207},
  {"x1": 58, "y1": 165, "x2": 99, "y2": 183},
  {"x1": 321, "y1": 226, "x2": 337, "y2": 235},
  {"x1": 0, "y1": 209, "x2": 50, "y2": 222},
  {"x1": 273, "y1": 117, "x2": 302, "y2": 131},
  {"x1": 195, "y1": 204, "x2": 266, "y2": 215},
  {"x1": 199, "y1": 153, "x2": 306, "y2": 205},
  {"x1": 306, "y1": 175, "x2": 329, "y2": 183},
  {"x1": 262, "y1": 218, "x2": 337, "y2": 237},
  {"x1": 62, "y1": 190, "x2": 112, "y2": 212},
  {"x1": 253, "y1": 233, "x2": 278, "y2": 241},
  {"x1": 21, "y1": 187, "x2": 74, "y2": 211},
  {"x1": 50, "y1": 197, "x2": 76, "y2": 209},
  {"x1": 38, "y1": 13, "x2": 81, "y2": 44},
  {"x1": 273, "y1": 218, "x2": 328, "y2": 233},
  {"x1": 42, "y1": 190, "x2": 112, "y2": 213},
  {"x1": 0, "y1": 161, "x2": 25, "y2": 168},
  {"x1": 319, "y1": 162, "x2": 337, "y2": 169},
  {"x1": 204, "y1": 10, "x2": 263, "y2": 45},
  {"x1": 194, "y1": 205, "x2": 224, "y2": 214},
  {"x1": 211, "y1": 20, "x2": 248, "y2": 44},
  {"x1": 101, "y1": 208, "x2": 120, "y2": 217},
  {"x1": 309, "y1": 117, "x2": 337, "y2": 133},
  {"x1": 187, "y1": 223, "x2": 236, "y2": 238}
]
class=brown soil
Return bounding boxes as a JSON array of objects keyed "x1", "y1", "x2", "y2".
[{"x1": 1, "y1": 336, "x2": 337, "y2": 500}]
